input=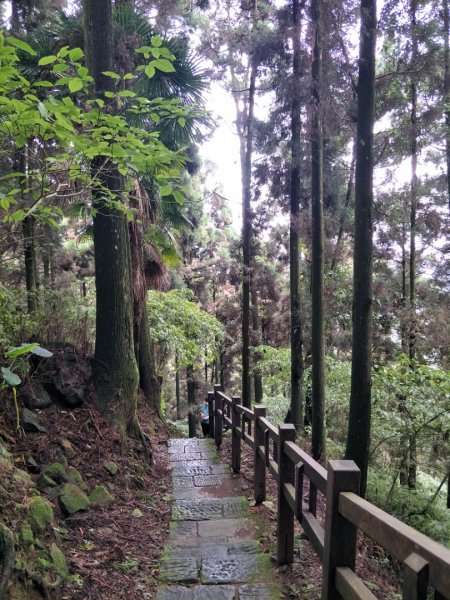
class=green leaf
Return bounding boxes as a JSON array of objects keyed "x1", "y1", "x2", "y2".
[
  {"x1": 152, "y1": 59, "x2": 175, "y2": 73},
  {"x1": 38, "y1": 55, "x2": 58, "y2": 66},
  {"x1": 173, "y1": 190, "x2": 184, "y2": 204},
  {"x1": 77, "y1": 66, "x2": 89, "y2": 78},
  {"x1": 144, "y1": 64, "x2": 156, "y2": 79},
  {"x1": 104, "y1": 91, "x2": 116, "y2": 98},
  {"x1": 1, "y1": 367, "x2": 21, "y2": 387},
  {"x1": 6, "y1": 37, "x2": 36, "y2": 55},
  {"x1": 31, "y1": 346, "x2": 53, "y2": 358},
  {"x1": 118, "y1": 90, "x2": 136, "y2": 97},
  {"x1": 0, "y1": 172, "x2": 25, "y2": 181},
  {"x1": 6, "y1": 343, "x2": 38, "y2": 358},
  {"x1": 33, "y1": 80, "x2": 53, "y2": 87},
  {"x1": 53, "y1": 63, "x2": 68, "y2": 73},
  {"x1": 178, "y1": 117, "x2": 186, "y2": 127},
  {"x1": 160, "y1": 185, "x2": 172, "y2": 197},
  {"x1": 102, "y1": 71, "x2": 121, "y2": 80},
  {"x1": 69, "y1": 47, "x2": 84, "y2": 62},
  {"x1": 68, "y1": 78, "x2": 83, "y2": 93},
  {"x1": 151, "y1": 35, "x2": 163, "y2": 48}
]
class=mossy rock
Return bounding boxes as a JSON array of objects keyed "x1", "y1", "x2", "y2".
[
  {"x1": 12, "y1": 468, "x2": 32, "y2": 485},
  {"x1": 58, "y1": 484, "x2": 90, "y2": 515},
  {"x1": 58, "y1": 438, "x2": 76, "y2": 459},
  {"x1": 89, "y1": 485, "x2": 114, "y2": 506},
  {"x1": 19, "y1": 521, "x2": 34, "y2": 546},
  {"x1": 42, "y1": 462, "x2": 68, "y2": 484},
  {"x1": 28, "y1": 496, "x2": 54, "y2": 532},
  {"x1": 50, "y1": 543, "x2": 69, "y2": 579},
  {"x1": 0, "y1": 445, "x2": 13, "y2": 472},
  {"x1": 103, "y1": 461, "x2": 118, "y2": 475},
  {"x1": 36, "y1": 473, "x2": 58, "y2": 491},
  {"x1": 67, "y1": 468, "x2": 84, "y2": 487}
]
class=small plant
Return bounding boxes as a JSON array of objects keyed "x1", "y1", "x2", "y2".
[{"x1": 1, "y1": 343, "x2": 52, "y2": 432}]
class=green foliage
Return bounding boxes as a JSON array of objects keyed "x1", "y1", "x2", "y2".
[
  {"x1": 0, "y1": 34, "x2": 200, "y2": 224},
  {"x1": 147, "y1": 288, "x2": 226, "y2": 368}
]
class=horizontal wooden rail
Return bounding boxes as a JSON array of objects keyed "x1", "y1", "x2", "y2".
[
  {"x1": 208, "y1": 386, "x2": 450, "y2": 600},
  {"x1": 339, "y1": 492, "x2": 450, "y2": 598}
]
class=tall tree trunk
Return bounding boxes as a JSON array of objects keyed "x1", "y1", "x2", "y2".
[
  {"x1": 175, "y1": 352, "x2": 181, "y2": 419},
  {"x1": 85, "y1": 0, "x2": 139, "y2": 436},
  {"x1": 251, "y1": 284, "x2": 263, "y2": 403},
  {"x1": 187, "y1": 365, "x2": 196, "y2": 437},
  {"x1": 23, "y1": 215, "x2": 38, "y2": 313},
  {"x1": 330, "y1": 146, "x2": 356, "y2": 273},
  {"x1": 310, "y1": 0, "x2": 325, "y2": 461},
  {"x1": 444, "y1": 0, "x2": 450, "y2": 211},
  {"x1": 137, "y1": 303, "x2": 162, "y2": 416},
  {"x1": 345, "y1": 0, "x2": 377, "y2": 498},
  {"x1": 290, "y1": 0, "x2": 305, "y2": 432},
  {"x1": 406, "y1": 0, "x2": 418, "y2": 489},
  {"x1": 240, "y1": 52, "x2": 257, "y2": 409}
]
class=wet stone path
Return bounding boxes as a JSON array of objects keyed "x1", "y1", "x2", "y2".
[{"x1": 156, "y1": 438, "x2": 280, "y2": 600}]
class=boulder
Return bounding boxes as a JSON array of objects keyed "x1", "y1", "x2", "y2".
[
  {"x1": 0, "y1": 525, "x2": 14, "y2": 600},
  {"x1": 49, "y1": 543, "x2": 69, "y2": 579},
  {"x1": 89, "y1": 485, "x2": 114, "y2": 506},
  {"x1": 58, "y1": 484, "x2": 90, "y2": 515},
  {"x1": 19, "y1": 381, "x2": 52, "y2": 410},
  {"x1": 28, "y1": 497, "x2": 54, "y2": 532},
  {"x1": 32, "y1": 345, "x2": 91, "y2": 408}
]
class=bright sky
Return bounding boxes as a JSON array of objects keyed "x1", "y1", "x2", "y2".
[{"x1": 200, "y1": 83, "x2": 242, "y2": 229}]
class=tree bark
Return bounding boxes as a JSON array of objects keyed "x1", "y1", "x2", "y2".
[
  {"x1": 187, "y1": 364, "x2": 196, "y2": 437},
  {"x1": 310, "y1": 0, "x2": 325, "y2": 461},
  {"x1": 85, "y1": 0, "x2": 139, "y2": 436},
  {"x1": 345, "y1": 0, "x2": 377, "y2": 498},
  {"x1": 251, "y1": 284, "x2": 263, "y2": 403},
  {"x1": 444, "y1": 0, "x2": 450, "y2": 211},
  {"x1": 240, "y1": 51, "x2": 257, "y2": 409},
  {"x1": 290, "y1": 0, "x2": 305, "y2": 432}
]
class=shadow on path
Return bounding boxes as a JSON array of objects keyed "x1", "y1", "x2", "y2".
[{"x1": 156, "y1": 437, "x2": 281, "y2": 599}]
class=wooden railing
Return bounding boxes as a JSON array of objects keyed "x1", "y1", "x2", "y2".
[{"x1": 207, "y1": 385, "x2": 450, "y2": 600}]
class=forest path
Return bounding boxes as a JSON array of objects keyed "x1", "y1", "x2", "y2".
[{"x1": 156, "y1": 437, "x2": 281, "y2": 599}]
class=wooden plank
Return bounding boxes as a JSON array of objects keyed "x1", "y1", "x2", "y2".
[
  {"x1": 284, "y1": 483, "x2": 296, "y2": 513},
  {"x1": 295, "y1": 462, "x2": 304, "y2": 522},
  {"x1": 253, "y1": 405, "x2": 266, "y2": 504},
  {"x1": 237, "y1": 405, "x2": 254, "y2": 418},
  {"x1": 243, "y1": 433, "x2": 254, "y2": 449},
  {"x1": 403, "y1": 553, "x2": 428, "y2": 600},
  {"x1": 268, "y1": 460, "x2": 279, "y2": 481},
  {"x1": 339, "y1": 492, "x2": 450, "y2": 597},
  {"x1": 322, "y1": 460, "x2": 360, "y2": 600},
  {"x1": 231, "y1": 396, "x2": 241, "y2": 473},
  {"x1": 285, "y1": 441, "x2": 327, "y2": 493},
  {"x1": 300, "y1": 504, "x2": 324, "y2": 561},
  {"x1": 335, "y1": 567, "x2": 378, "y2": 600},
  {"x1": 277, "y1": 425, "x2": 296, "y2": 565},
  {"x1": 259, "y1": 416, "x2": 279, "y2": 440}
]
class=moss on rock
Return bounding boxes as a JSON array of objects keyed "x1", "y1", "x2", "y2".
[
  {"x1": 89, "y1": 485, "x2": 114, "y2": 506},
  {"x1": 28, "y1": 497, "x2": 54, "y2": 532},
  {"x1": 58, "y1": 484, "x2": 90, "y2": 515}
]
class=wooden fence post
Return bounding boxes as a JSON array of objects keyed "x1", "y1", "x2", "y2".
[
  {"x1": 322, "y1": 460, "x2": 360, "y2": 600},
  {"x1": 207, "y1": 391, "x2": 214, "y2": 439},
  {"x1": 253, "y1": 405, "x2": 266, "y2": 504},
  {"x1": 403, "y1": 553, "x2": 428, "y2": 600},
  {"x1": 214, "y1": 384, "x2": 223, "y2": 450},
  {"x1": 231, "y1": 396, "x2": 241, "y2": 473},
  {"x1": 277, "y1": 424, "x2": 296, "y2": 564}
]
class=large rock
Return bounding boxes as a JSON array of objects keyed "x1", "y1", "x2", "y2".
[
  {"x1": 0, "y1": 525, "x2": 14, "y2": 600},
  {"x1": 19, "y1": 380, "x2": 52, "y2": 410},
  {"x1": 32, "y1": 344, "x2": 91, "y2": 408},
  {"x1": 28, "y1": 496, "x2": 54, "y2": 532},
  {"x1": 58, "y1": 484, "x2": 90, "y2": 515}
]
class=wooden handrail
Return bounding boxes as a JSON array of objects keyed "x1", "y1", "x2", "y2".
[{"x1": 208, "y1": 388, "x2": 450, "y2": 600}]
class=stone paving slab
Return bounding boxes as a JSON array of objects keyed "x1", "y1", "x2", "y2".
[
  {"x1": 172, "y1": 497, "x2": 249, "y2": 521},
  {"x1": 158, "y1": 438, "x2": 280, "y2": 599},
  {"x1": 156, "y1": 585, "x2": 235, "y2": 599}
]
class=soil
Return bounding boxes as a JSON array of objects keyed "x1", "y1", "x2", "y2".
[{"x1": 1, "y1": 396, "x2": 173, "y2": 600}]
